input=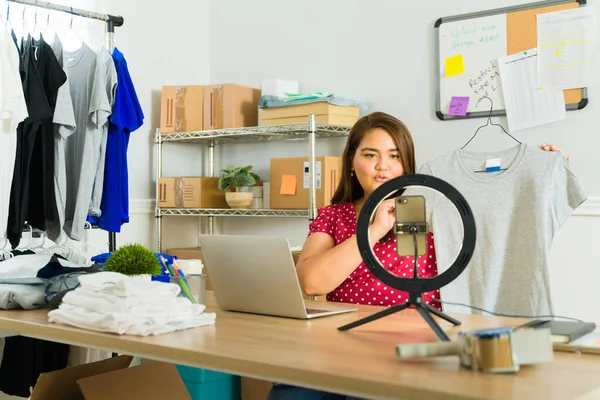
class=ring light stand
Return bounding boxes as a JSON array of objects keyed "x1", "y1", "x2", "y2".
[{"x1": 338, "y1": 174, "x2": 476, "y2": 341}]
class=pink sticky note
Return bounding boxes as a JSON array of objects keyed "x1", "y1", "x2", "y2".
[{"x1": 448, "y1": 96, "x2": 469, "y2": 116}]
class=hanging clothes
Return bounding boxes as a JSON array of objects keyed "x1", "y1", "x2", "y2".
[
  {"x1": 0, "y1": 336, "x2": 69, "y2": 397},
  {"x1": 412, "y1": 143, "x2": 586, "y2": 316},
  {"x1": 26, "y1": 35, "x2": 66, "y2": 231},
  {"x1": 88, "y1": 47, "x2": 144, "y2": 232},
  {"x1": 62, "y1": 43, "x2": 112, "y2": 241},
  {"x1": 88, "y1": 47, "x2": 117, "y2": 218},
  {"x1": 45, "y1": 35, "x2": 77, "y2": 242},
  {"x1": 0, "y1": 25, "x2": 28, "y2": 241},
  {"x1": 7, "y1": 33, "x2": 54, "y2": 248}
]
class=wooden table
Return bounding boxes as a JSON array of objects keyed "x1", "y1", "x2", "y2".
[{"x1": 0, "y1": 292, "x2": 598, "y2": 400}]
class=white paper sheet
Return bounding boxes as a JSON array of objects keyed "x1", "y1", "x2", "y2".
[
  {"x1": 497, "y1": 48, "x2": 566, "y2": 132},
  {"x1": 537, "y1": 7, "x2": 597, "y2": 90}
]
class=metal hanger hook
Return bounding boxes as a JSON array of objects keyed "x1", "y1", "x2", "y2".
[{"x1": 475, "y1": 96, "x2": 494, "y2": 121}]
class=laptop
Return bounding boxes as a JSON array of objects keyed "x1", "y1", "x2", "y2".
[{"x1": 198, "y1": 234, "x2": 358, "y2": 319}]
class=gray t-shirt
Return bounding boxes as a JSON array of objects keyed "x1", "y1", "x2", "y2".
[
  {"x1": 88, "y1": 48, "x2": 117, "y2": 217},
  {"x1": 46, "y1": 36, "x2": 76, "y2": 242},
  {"x1": 414, "y1": 143, "x2": 586, "y2": 316},
  {"x1": 62, "y1": 43, "x2": 112, "y2": 240}
]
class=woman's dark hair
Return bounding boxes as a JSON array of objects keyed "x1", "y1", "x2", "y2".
[{"x1": 331, "y1": 111, "x2": 416, "y2": 204}]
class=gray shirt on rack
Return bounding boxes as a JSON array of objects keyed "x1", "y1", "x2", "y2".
[
  {"x1": 411, "y1": 143, "x2": 586, "y2": 317},
  {"x1": 47, "y1": 36, "x2": 76, "y2": 242},
  {"x1": 62, "y1": 43, "x2": 112, "y2": 240}
]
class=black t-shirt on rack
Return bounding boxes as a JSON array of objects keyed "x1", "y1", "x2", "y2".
[
  {"x1": 7, "y1": 33, "x2": 53, "y2": 248},
  {"x1": 27, "y1": 36, "x2": 66, "y2": 228}
]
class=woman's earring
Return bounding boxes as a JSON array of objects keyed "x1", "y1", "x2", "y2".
[{"x1": 351, "y1": 171, "x2": 354, "y2": 177}]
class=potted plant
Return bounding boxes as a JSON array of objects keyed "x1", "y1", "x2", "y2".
[
  {"x1": 218, "y1": 165, "x2": 260, "y2": 209},
  {"x1": 105, "y1": 243, "x2": 162, "y2": 276}
]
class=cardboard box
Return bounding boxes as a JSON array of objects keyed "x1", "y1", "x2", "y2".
[
  {"x1": 241, "y1": 377, "x2": 273, "y2": 400},
  {"x1": 30, "y1": 355, "x2": 191, "y2": 400},
  {"x1": 259, "y1": 103, "x2": 359, "y2": 127},
  {"x1": 203, "y1": 83, "x2": 261, "y2": 130},
  {"x1": 158, "y1": 177, "x2": 228, "y2": 209},
  {"x1": 160, "y1": 86, "x2": 204, "y2": 134},
  {"x1": 166, "y1": 248, "x2": 212, "y2": 290},
  {"x1": 270, "y1": 156, "x2": 342, "y2": 210}
]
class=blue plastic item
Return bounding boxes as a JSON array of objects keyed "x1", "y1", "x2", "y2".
[
  {"x1": 175, "y1": 365, "x2": 240, "y2": 400},
  {"x1": 181, "y1": 376, "x2": 240, "y2": 400}
]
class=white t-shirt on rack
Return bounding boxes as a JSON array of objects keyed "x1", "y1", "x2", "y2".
[{"x1": 0, "y1": 26, "x2": 28, "y2": 240}]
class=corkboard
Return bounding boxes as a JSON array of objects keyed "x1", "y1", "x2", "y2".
[
  {"x1": 435, "y1": 0, "x2": 588, "y2": 120},
  {"x1": 506, "y1": 2, "x2": 582, "y2": 104}
]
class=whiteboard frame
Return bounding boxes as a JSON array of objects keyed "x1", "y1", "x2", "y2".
[{"x1": 434, "y1": 0, "x2": 589, "y2": 121}]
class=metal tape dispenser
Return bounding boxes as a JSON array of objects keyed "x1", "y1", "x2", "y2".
[{"x1": 396, "y1": 326, "x2": 554, "y2": 373}]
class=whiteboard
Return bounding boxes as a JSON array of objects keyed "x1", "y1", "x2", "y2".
[
  {"x1": 433, "y1": 0, "x2": 588, "y2": 121},
  {"x1": 438, "y1": 14, "x2": 508, "y2": 115}
]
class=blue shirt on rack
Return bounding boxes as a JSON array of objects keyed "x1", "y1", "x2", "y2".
[{"x1": 88, "y1": 48, "x2": 144, "y2": 232}]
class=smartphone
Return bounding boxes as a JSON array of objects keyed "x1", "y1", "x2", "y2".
[{"x1": 394, "y1": 195, "x2": 427, "y2": 257}]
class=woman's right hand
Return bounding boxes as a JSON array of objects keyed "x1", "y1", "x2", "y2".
[{"x1": 369, "y1": 198, "x2": 396, "y2": 245}]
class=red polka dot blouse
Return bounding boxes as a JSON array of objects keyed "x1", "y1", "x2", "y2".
[{"x1": 308, "y1": 203, "x2": 441, "y2": 309}]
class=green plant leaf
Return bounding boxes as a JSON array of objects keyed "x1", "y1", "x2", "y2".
[{"x1": 105, "y1": 243, "x2": 162, "y2": 276}]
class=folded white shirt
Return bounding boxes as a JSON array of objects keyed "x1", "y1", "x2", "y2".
[
  {"x1": 48, "y1": 302, "x2": 216, "y2": 336},
  {"x1": 62, "y1": 289, "x2": 193, "y2": 314},
  {"x1": 77, "y1": 271, "x2": 180, "y2": 297}
]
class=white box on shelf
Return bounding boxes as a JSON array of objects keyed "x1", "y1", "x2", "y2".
[
  {"x1": 250, "y1": 198, "x2": 264, "y2": 209},
  {"x1": 261, "y1": 79, "x2": 299, "y2": 98},
  {"x1": 263, "y1": 182, "x2": 270, "y2": 208},
  {"x1": 247, "y1": 186, "x2": 263, "y2": 198}
]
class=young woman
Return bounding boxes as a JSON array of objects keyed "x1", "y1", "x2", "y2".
[{"x1": 267, "y1": 112, "x2": 570, "y2": 400}]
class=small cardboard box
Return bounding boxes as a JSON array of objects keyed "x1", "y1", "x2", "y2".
[
  {"x1": 270, "y1": 156, "x2": 342, "y2": 209},
  {"x1": 158, "y1": 177, "x2": 228, "y2": 209},
  {"x1": 259, "y1": 103, "x2": 359, "y2": 127},
  {"x1": 160, "y1": 86, "x2": 204, "y2": 134},
  {"x1": 30, "y1": 355, "x2": 191, "y2": 400},
  {"x1": 203, "y1": 83, "x2": 261, "y2": 130}
]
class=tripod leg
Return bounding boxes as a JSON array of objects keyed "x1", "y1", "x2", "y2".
[
  {"x1": 415, "y1": 305, "x2": 450, "y2": 341},
  {"x1": 423, "y1": 303, "x2": 462, "y2": 326},
  {"x1": 338, "y1": 303, "x2": 410, "y2": 331}
]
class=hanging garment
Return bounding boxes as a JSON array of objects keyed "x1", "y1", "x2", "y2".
[
  {"x1": 45, "y1": 36, "x2": 77, "y2": 242},
  {"x1": 62, "y1": 43, "x2": 112, "y2": 240},
  {"x1": 88, "y1": 47, "x2": 117, "y2": 217},
  {"x1": 87, "y1": 47, "x2": 144, "y2": 232},
  {"x1": 0, "y1": 25, "x2": 28, "y2": 240},
  {"x1": 7, "y1": 33, "x2": 53, "y2": 248},
  {"x1": 25, "y1": 35, "x2": 67, "y2": 231},
  {"x1": 0, "y1": 336, "x2": 69, "y2": 397},
  {"x1": 412, "y1": 143, "x2": 586, "y2": 316}
]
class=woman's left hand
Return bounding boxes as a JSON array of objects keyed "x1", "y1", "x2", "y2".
[{"x1": 541, "y1": 143, "x2": 572, "y2": 164}]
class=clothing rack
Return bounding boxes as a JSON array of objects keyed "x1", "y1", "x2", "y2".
[{"x1": 7, "y1": 0, "x2": 124, "y2": 253}]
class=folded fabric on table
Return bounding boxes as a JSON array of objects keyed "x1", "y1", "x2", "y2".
[
  {"x1": 47, "y1": 271, "x2": 216, "y2": 336},
  {"x1": 48, "y1": 302, "x2": 215, "y2": 336},
  {"x1": 0, "y1": 283, "x2": 46, "y2": 309},
  {"x1": 76, "y1": 271, "x2": 180, "y2": 297}
]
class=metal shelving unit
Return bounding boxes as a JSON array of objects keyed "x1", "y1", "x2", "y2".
[{"x1": 155, "y1": 115, "x2": 351, "y2": 252}]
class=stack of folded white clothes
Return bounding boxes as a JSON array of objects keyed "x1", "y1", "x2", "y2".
[{"x1": 48, "y1": 271, "x2": 216, "y2": 336}]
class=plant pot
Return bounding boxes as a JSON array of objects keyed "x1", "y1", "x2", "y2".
[{"x1": 225, "y1": 192, "x2": 253, "y2": 209}]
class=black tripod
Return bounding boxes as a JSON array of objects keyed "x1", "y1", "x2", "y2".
[{"x1": 338, "y1": 292, "x2": 461, "y2": 341}]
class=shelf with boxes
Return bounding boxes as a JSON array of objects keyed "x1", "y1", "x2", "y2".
[
  {"x1": 155, "y1": 120, "x2": 351, "y2": 252},
  {"x1": 155, "y1": 83, "x2": 354, "y2": 252}
]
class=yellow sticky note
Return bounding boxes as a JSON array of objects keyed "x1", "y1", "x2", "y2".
[
  {"x1": 280, "y1": 175, "x2": 297, "y2": 195},
  {"x1": 445, "y1": 54, "x2": 465, "y2": 77}
]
